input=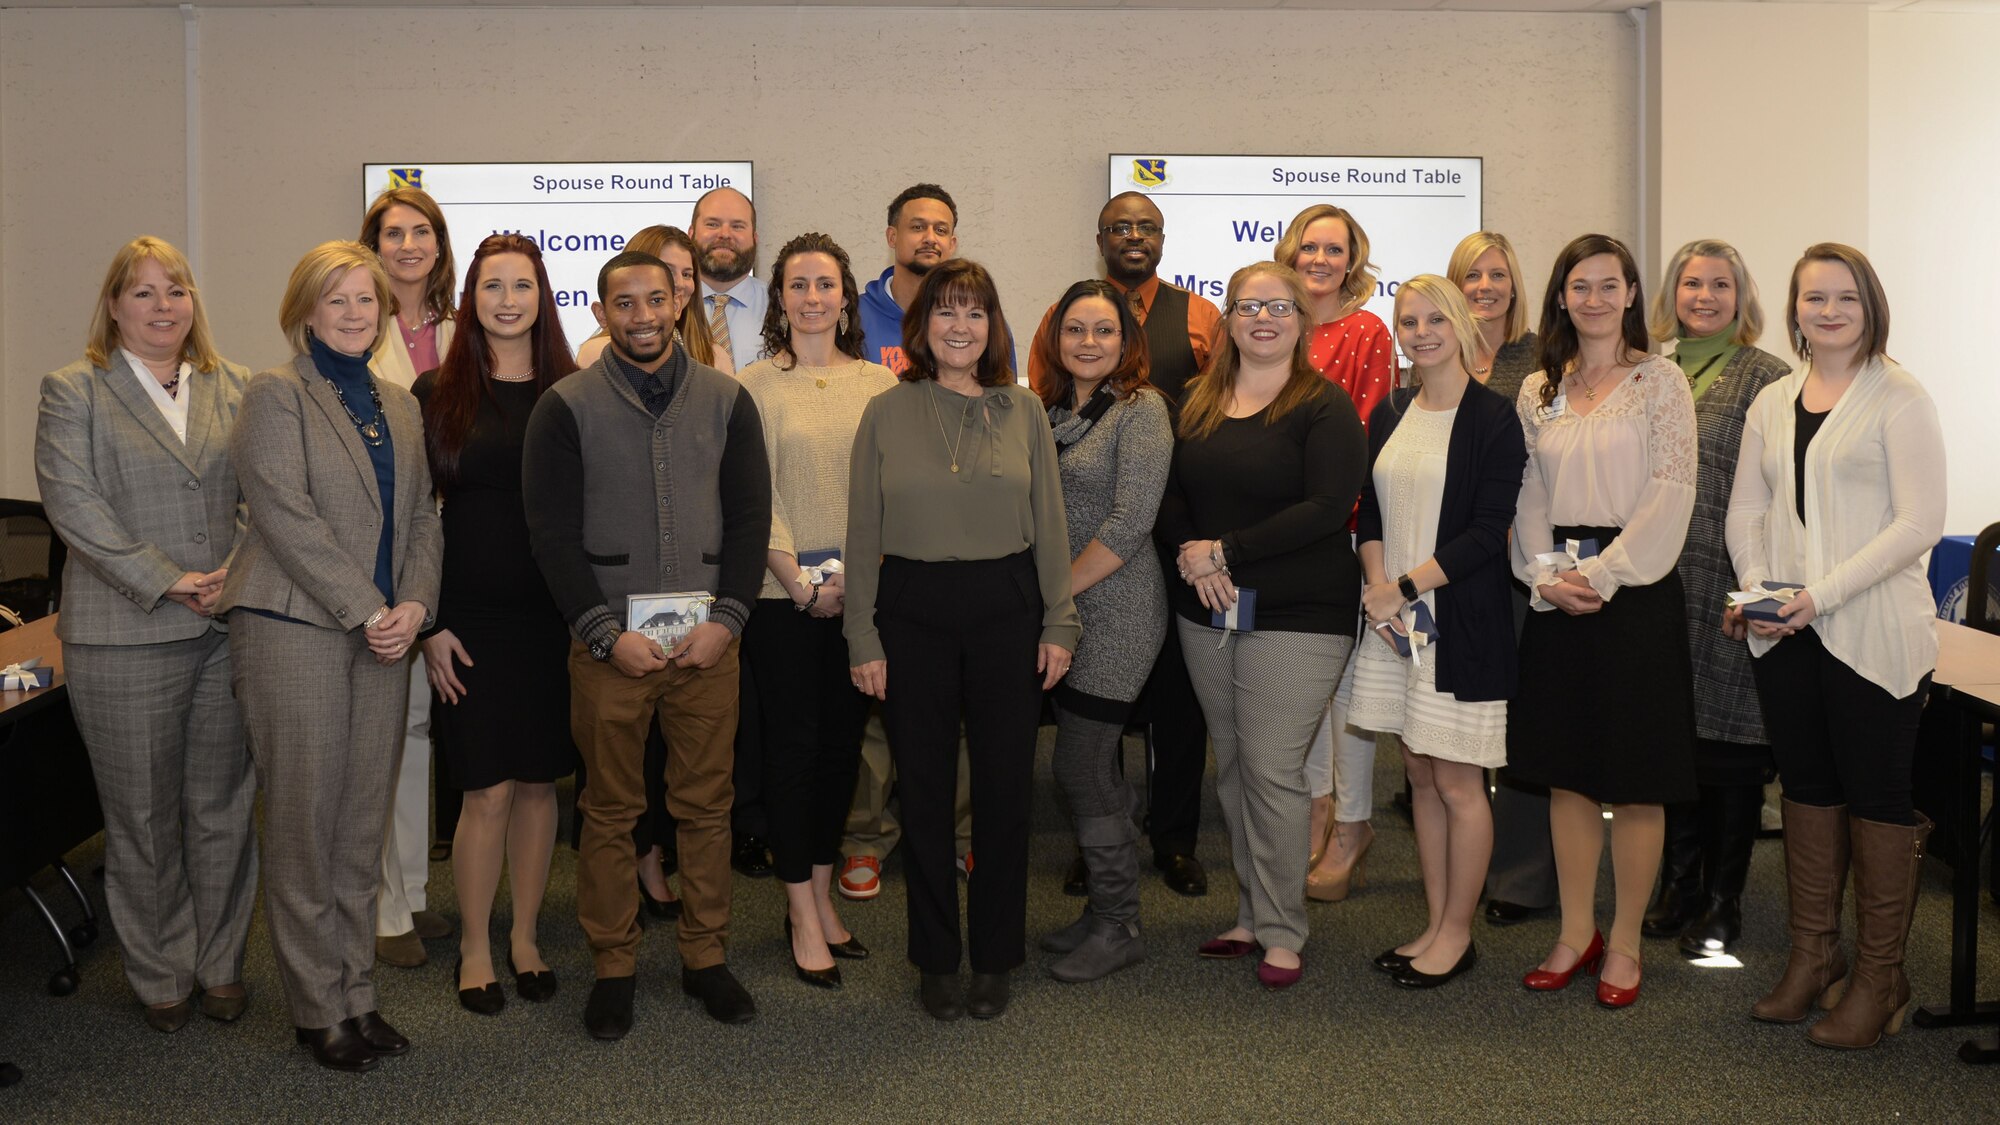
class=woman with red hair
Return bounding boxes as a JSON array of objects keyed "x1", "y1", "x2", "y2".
[{"x1": 413, "y1": 234, "x2": 579, "y2": 1015}]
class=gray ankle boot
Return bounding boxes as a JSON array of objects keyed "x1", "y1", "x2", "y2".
[
  {"x1": 1039, "y1": 906, "x2": 1094, "y2": 954},
  {"x1": 1050, "y1": 815, "x2": 1145, "y2": 982}
]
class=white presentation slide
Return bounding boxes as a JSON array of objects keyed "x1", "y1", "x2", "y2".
[
  {"x1": 1106, "y1": 154, "x2": 1482, "y2": 329},
  {"x1": 360, "y1": 161, "x2": 754, "y2": 346}
]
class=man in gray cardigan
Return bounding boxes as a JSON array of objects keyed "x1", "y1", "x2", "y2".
[{"x1": 523, "y1": 251, "x2": 771, "y2": 1035}]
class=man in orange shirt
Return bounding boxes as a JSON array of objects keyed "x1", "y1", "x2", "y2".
[{"x1": 1028, "y1": 191, "x2": 1222, "y2": 898}]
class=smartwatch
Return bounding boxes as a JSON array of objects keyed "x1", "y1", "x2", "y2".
[{"x1": 1397, "y1": 574, "x2": 1420, "y2": 602}]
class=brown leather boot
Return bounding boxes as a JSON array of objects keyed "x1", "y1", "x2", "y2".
[
  {"x1": 1751, "y1": 800, "x2": 1850, "y2": 1023},
  {"x1": 1809, "y1": 814, "x2": 1932, "y2": 1049}
]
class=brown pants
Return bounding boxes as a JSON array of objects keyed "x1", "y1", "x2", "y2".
[{"x1": 570, "y1": 639, "x2": 738, "y2": 977}]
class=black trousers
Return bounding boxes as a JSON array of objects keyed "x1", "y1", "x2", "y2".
[
  {"x1": 878, "y1": 551, "x2": 1043, "y2": 974},
  {"x1": 1751, "y1": 626, "x2": 1927, "y2": 825},
  {"x1": 1131, "y1": 610, "x2": 1206, "y2": 857},
  {"x1": 745, "y1": 600, "x2": 871, "y2": 883}
]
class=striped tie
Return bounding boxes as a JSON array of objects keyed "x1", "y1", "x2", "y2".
[{"x1": 707, "y1": 294, "x2": 735, "y2": 374}]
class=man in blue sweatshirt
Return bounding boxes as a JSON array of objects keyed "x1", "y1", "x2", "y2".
[{"x1": 857, "y1": 183, "x2": 960, "y2": 374}]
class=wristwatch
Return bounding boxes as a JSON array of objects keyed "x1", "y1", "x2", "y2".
[
  {"x1": 589, "y1": 634, "x2": 616, "y2": 662},
  {"x1": 1397, "y1": 574, "x2": 1420, "y2": 602}
]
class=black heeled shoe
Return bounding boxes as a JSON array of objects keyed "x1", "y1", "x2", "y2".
[
  {"x1": 505, "y1": 950, "x2": 558, "y2": 1003},
  {"x1": 638, "y1": 874, "x2": 682, "y2": 922},
  {"x1": 787, "y1": 915, "x2": 866, "y2": 958},
  {"x1": 454, "y1": 958, "x2": 505, "y2": 1016},
  {"x1": 783, "y1": 918, "x2": 844, "y2": 989},
  {"x1": 295, "y1": 1019, "x2": 377, "y2": 1072},
  {"x1": 1372, "y1": 947, "x2": 1414, "y2": 974},
  {"x1": 1392, "y1": 943, "x2": 1478, "y2": 989}
]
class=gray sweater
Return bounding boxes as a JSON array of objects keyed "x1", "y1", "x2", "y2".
[
  {"x1": 522, "y1": 350, "x2": 770, "y2": 652},
  {"x1": 1052, "y1": 387, "x2": 1174, "y2": 705}
]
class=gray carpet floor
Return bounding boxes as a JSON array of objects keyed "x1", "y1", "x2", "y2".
[{"x1": 2, "y1": 731, "x2": 1995, "y2": 1123}]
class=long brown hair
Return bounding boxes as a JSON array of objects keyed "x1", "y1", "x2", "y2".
[
  {"x1": 1178, "y1": 262, "x2": 1323, "y2": 440},
  {"x1": 899, "y1": 259, "x2": 1014, "y2": 386},
  {"x1": 1534, "y1": 233, "x2": 1650, "y2": 407},
  {"x1": 424, "y1": 234, "x2": 578, "y2": 488},
  {"x1": 759, "y1": 232, "x2": 866, "y2": 368},
  {"x1": 359, "y1": 187, "x2": 456, "y2": 323},
  {"x1": 1031, "y1": 279, "x2": 1151, "y2": 408}
]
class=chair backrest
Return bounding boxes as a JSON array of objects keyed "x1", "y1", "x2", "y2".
[
  {"x1": 1969, "y1": 521, "x2": 2000, "y2": 636},
  {"x1": 0, "y1": 499, "x2": 65, "y2": 623}
]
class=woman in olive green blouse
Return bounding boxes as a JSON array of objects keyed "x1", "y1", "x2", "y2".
[{"x1": 844, "y1": 258, "x2": 1080, "y2": 1023}]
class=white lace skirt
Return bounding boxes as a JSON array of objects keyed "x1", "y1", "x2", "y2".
[{"x1": 1346, "y1": 627, "x2": 1507, "y2": 768}]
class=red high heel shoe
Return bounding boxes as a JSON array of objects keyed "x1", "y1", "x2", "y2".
[
  {"x1": 1523, "y1": 930, "x2": 1604, "y2": 991},
  {"x1": 1595, "y1": 952, "x2": 1642, "y2": 1009}
]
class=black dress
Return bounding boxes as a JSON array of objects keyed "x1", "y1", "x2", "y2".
[{"x1": 413, "y1": 375, "x2": 575, "y2": 790}]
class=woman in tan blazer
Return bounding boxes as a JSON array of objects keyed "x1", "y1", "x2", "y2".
[
  {"x1": 34, "y1": 236, "x2": 255, "y2": 1033},
  {"x1": 359, "y1": 186, "x2": 458, "y2": 962},
  {"x1": 217, "y1": 241, "x2": 441, "y2": 1073}
]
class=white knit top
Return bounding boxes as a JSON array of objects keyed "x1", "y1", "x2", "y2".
[{"x1": 1725, "y1": 357, "x2": 1946, "y2": 697}]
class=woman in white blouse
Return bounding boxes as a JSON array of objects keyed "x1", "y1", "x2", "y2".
[
  {"x1": 1508, "y1": 235, "x2": 1697, "y2": 1010},
  {"x1": 1725, "y1": 243, "x2": 1944, "y2": 1050}
]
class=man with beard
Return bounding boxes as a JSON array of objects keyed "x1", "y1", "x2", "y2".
[
  {"x1": 1025, "y1": 191, "x2": 1223, "y2": 898},
  {"x1": 693, "y1": 186, "x2": 767, "y2": 375},
  {"x1": 858, "y1": 183, "x2": 960, "y2": 373},
  {"x1": 524, "y1": 251, "x2": 771, "y2": 1035}
]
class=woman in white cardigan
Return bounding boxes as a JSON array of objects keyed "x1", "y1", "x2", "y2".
[{"x1": 1725, "y1": 242, "x2": 1945, "y2": 1051}]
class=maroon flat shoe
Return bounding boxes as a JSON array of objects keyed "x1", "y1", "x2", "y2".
[
  {"x1": 1257, "y1": 958, "x2": 1304, "y2": 990},
  {"x1": 1197, "y1": 938, "x2": 1259, "y2": 960}
]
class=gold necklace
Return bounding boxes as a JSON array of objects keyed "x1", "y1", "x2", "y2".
[
  {"x1": 927, "y1": 383, "x2": 971, "y2": 474},
  {"x1": 1572, "y1": 365, "x2": 1618, "y2": 400}
]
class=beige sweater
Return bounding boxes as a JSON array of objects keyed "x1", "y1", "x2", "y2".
[{"x1": 738, "y1": 356, "x2": 898, "y2": 601}]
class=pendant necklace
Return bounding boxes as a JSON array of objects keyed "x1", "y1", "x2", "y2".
[
  {"x1": 325, "y1": 376, "x2": 388, "y2": 447},
  {"x1": 927, "y1": 383, "x2": 971, "y2": 474}
]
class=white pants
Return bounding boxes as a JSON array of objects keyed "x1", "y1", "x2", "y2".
[
  {"x1": 1305, "y1": 654, "x2": 1382, "y2": 822},
  {"x1": 375, "y1": 655, "x2": 432, "y2": 936}
]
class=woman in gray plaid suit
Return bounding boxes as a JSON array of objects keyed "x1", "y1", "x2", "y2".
[
  {"x1": 216, "y1": 241, "x2": 442, "y2": 1073},
  {"x1": 34, "y1": 236, "x2": 256, "y2": 1034}
]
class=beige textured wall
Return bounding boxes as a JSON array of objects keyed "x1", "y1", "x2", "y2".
[
  {"x1": 1870, "y1": 11, "x2": 1999, "y2": 535},
  {"x1": 1, "y1": 6, "x2": 1639, "y2": 498},
  {"x1": 1652, "y1": 1, "x2": 1871, "y2": 354}
]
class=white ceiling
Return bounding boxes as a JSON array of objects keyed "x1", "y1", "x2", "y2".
[{"x1": 4, "y1": 0, "x2": 1997, "y2": 13}]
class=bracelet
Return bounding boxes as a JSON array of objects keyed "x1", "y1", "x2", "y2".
[
  {"x1": 1209, "y1": 540, "x2": 1229, "y2": 575},
  {"x1": 796, "y1": 587, "x2": 819, "y2": 613}
]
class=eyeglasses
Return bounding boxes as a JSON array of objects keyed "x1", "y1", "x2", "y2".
[
  {"x1": 1060, "y1": 324, "x2": 1123, "y2": 340},
  {"x1": 1099, "y1": 221, "x2": 1162, "y2": 238},
  {"x1": 1230, "y1": 299, "x2": 1297, "y2": 319}
]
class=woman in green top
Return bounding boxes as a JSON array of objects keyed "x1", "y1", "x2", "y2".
[
  {"x1": 844, "y1": 259, "x2": 1080, "y2": 1022},
  {"x1": 1643, "y1": 239, "x2": 1790, "y2": 956}
]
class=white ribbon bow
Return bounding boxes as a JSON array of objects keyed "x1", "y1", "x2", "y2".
[
  {"x1": 797, "y1": 557, "x2": 845, "y2": 589},
  {"x1": 2, "y1": 660, "x2": 46, "y2": 691},
  {"x1": 1727, "y1": 583, "x2": 1803, "y2": 609}
]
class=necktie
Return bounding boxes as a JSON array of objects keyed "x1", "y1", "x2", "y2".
[
  {"x1": 1127, "y1": 288, "x2": 1148, "y2": 326},
  {"x1": 707, "y1": 294, "x2": 735, "y2": 374}
]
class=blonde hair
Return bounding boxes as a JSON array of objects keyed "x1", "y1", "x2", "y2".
[
  {"x1": 1273, "y1": 203, "x2": 1378, "y2": 310},
  {"x1": 85, "y1": 236, "x2": 223, "y2": 373},
  {"x1": 1178, "y1": 262, "x2": 1323, "y2": 441},
  {"x1": 1446, "y1": 231, "x2": 1530, "y2": 345},
  {"x1": 1393, "y1": 275, "x2": 1482, "y2": 381},
  {"x1": 1650, "y1": 239, "x2": 1764, "y2": 345},
  {"x1": 278, "y1": 241, "x2": 394, "y2": 356},
  {"x1": 359, "y1": 187, "x2": 456, "y2": 322}
]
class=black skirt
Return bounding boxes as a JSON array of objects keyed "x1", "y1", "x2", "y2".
[{"x1": 1507, "y1": 525, "x2": 1697, "y2": 805}]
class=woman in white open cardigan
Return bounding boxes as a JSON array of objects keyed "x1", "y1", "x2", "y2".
[{"x1": 1725, "y1": 242, "x2": 1944, "y2": 1051}]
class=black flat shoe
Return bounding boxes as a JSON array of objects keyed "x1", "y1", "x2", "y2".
[
  {"x1": 682, "y1": 964, "x2": 757, "y2": 1024},
  {"x1": 352, "y1": 1010, "x2": 408, "y2": 1056},
  {"x1": 638, "y1": 875, "x2": 682, "y2": 922},
  {"x1": 919, "y1": 972, "x2": 963, "y2": 1021},
  {"x1": 296, "y1": 1020, "x2": 377, "y2": 1073},
  {"x1": 1063, "y1": 854, "x2": 1088, "y2": 897},
  {"x1": 1483, "y1": 899, "x2": 1550, "y2": 926},
  {"x1": 455, "y1": 958, "x2": 505, "y2": 1016},
  {"x1": 1155, "y1": 853, "x2": 1208, "y2": 898},
  {"x1": 1372, "y1": 947, "x2": 1414, "y2": 974},
  {"x1": 515, "y1": 967, "x2": 558, "y2": 1003},
  {"x1": 967, "y1": 971, "x2": 1010, "y2": 1019},
  {"x1": 1393, "y1": 943, "x2": 1478, "y2": 989},
  {"x1": 731, "y1": 836, "x2": 774, "y2": 878},
  {"x1": 584, "y1": 976, "x2": 636, "y2": 1041}
]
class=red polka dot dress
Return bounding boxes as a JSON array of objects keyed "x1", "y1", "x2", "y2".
[{"x1": 1309, "y1": 308, "x2": 1396, "y2": 434}]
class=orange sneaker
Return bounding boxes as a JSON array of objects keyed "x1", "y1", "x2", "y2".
[{"x1": 838, "y1": 855, "x2": 882, "y2": 901}]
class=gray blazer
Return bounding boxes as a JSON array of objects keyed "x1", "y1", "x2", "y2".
[
  {"x1": 217, "y1": 354, "x2": 441, "y2": 630},
  {"x1": 35, "y1": 354, "x2": 250, "y2": 646}
]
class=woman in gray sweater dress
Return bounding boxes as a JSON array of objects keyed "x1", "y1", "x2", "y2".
[{"x1": 1031, "y1": 280, "x2": 1174, "y2": 982}]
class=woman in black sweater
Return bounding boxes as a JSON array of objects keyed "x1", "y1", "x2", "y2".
[
  {"x1": 1349, "y1": 276, "x2": 1527, "y2": 989},
  {"x1": 1158, "y1": 261, "x2": 1367, "y2": 990}
]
